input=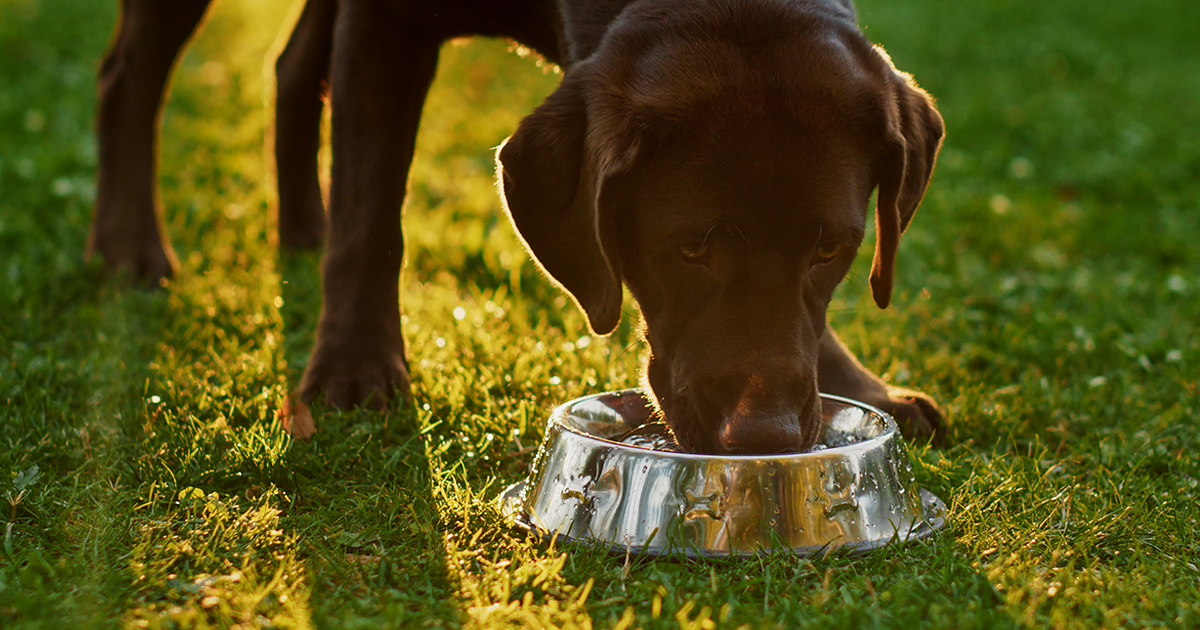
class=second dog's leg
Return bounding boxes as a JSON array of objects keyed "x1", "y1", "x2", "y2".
[
  {"x1": 297, "y1": 3, "x2": 441, "y2": 408},
  {"x1": 817, "y1": 326, "x2": 944, "y2": 442},
  {"x1": 89, "y1": 0, "x2": 211, "y2": 281},
  {"x1": 274, "y1": 0, "x2": 336, "y2": 250}
]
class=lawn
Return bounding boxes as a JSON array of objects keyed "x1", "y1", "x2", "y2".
[{"x1": 1, "y1": 0, "x2": 1198, "y2": 628}]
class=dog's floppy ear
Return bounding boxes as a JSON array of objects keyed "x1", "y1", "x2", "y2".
[
  {"x1": 497, "y1": 66, "x2": 628, "y2": 335},
  {"x1": 870, "y1": 62, "x2": 944, "y2": 309}
]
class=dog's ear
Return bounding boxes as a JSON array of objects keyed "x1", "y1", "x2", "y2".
[
  {"x1": 870, "y1": 64, "x2": 944, "y2": 309},
  {"x1": 497, "y1": 67, "x2": 628, "y2": 335}
]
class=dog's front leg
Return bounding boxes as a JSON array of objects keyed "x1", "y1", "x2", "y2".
[
  {"x1": 89, "y1": 0, "x2": 212, "y2": 280},
  {"x1": 297, "y1": 2, "x2": 441, "y2": 408},
  {"x1": 817, "y1": 326, "x2": 944, "y2": 443},
  {"x1": 273, "y1": 0, "x2": 336, "y2": 250}
]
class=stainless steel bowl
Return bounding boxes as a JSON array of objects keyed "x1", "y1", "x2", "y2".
[{"x1": 499, "y1": 389, "x2": 945, "y2": 557}]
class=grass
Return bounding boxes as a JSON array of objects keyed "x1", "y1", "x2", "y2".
[{"x1": 1, "y1": 0, "x2": 1198, "y2": 627}]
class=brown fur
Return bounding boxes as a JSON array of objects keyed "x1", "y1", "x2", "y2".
[{"x1": 91, "y1": 0, "x2": 943, "y2": 453}]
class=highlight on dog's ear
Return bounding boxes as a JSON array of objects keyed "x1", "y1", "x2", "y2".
[
  {"x1": 496, "y1": 67, "x2": 625, "y2": 335},
  {"x1": 870, "y1": 62, "x2": 945, "y2": 309}
]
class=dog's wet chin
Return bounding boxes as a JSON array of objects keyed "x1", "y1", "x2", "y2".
[
  {"x1": 642, "y1": 354, "x2": 822, "y2": 454},
  {"x1": 651, "y1": 383, "x2": 823, "y2": 455},
  {"x1": 654, "y1": 392, "x2": 819, "y2": 455}
]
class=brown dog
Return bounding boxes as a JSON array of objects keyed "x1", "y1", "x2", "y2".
[{"x1": 90, "y1": 0, "x2": 943, "y2": 454}]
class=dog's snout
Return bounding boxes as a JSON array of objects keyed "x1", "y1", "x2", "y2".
[
  {"x1": 718, "y1": 410, "x2": 806, "y2": 454},
  {"x1": 660, "y1": 362, "x2": 825, "y2": 454},
  {"x1": 704, "y1": 374, "x2": 820, "y2": 454}
]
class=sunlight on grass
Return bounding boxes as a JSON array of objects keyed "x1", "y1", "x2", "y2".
[{"x1": 125, "y1": 489, "x2": 312, "y2": 629}]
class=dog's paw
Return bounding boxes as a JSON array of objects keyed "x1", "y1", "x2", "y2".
[
  {"x1": 87, "y1": 236, "x2": 178, "y2": 285},
  {"x1": 297, "y1": 340, "x2": 411, "y2": 410},
  {"x1": 875, "y1": 386, "x2": 945, "y2": 445}
]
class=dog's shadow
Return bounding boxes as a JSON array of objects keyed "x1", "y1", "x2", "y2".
[
  {"x1": 276, "y1": 248, "x2": 461, "y2": 613},
  {"x1": 277, "y1": 248, "x2": 325, "y2": 377}
]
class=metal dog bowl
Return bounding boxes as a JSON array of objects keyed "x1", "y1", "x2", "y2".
[{"x1": 499, "y1": 389, "x2": 945, "y2": 557}]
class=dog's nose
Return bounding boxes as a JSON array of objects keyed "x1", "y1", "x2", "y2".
[
  {"x1": 718, "y1": 410, "x2": 808, "y2": 454},
  {"x1": 708, "y1": 372, "x2": 819, "y2": 454}
]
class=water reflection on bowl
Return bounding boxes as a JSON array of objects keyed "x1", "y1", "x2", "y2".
[{"x1": 499, "y1": 389, "x2": 946, "y2": 557}]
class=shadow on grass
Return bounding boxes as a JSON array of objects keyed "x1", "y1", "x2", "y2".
[
  {"x1": 275, "y1": 248, "x2": 461, "y2": 625},
  {"x1": 0, "y1": 252, "x2": 177, "y2": 623},
  {"x1": 278, "y1": 248, "x2": 324, "y2": 379}
]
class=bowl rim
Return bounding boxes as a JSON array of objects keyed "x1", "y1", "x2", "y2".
[{"x1": 549, "y1": 389, "x2": 899, "y2": 461}]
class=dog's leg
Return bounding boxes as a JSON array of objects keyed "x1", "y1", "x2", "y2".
[
  {"x1": 817, "y1": 326, "x2": 944, "y2": 443},
  {"x1": 89, "y1": 0, "x2": 211, "y2": 281},
  {"x1": 296, "y1": 2, "x2": 441, "y2": 408},
  {"x1": 274, "y1": 0, "x2": 336, "y2": 250}
]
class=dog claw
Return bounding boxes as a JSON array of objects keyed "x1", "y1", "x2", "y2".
[{"x1": 280, "y1": 397, "x2": 316, "y2": 439}]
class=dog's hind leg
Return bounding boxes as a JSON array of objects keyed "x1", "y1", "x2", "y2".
[
  {"x1": 296, "y1": 2, "x2": 442, "y2": 408},
  {"x1": 89, "y1": 0, "x2": 212, "y2": 281},
  {"x1": 274, "y1": 0, "x2": 336, "y2": 250},
  {"x1": 817, "y1": 327, "x2": 945, "y2": 444}
]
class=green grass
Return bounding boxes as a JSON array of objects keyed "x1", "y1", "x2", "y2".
[{"x1": 2, "y1": 0, "x2": 1198, "y2": 627}]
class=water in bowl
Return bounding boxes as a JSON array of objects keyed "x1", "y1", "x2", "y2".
[
  {"x1": 616, "y1": 422, "x2": 680, "y2": 451},
  {"x1": 615, "y1": 420, "x2": 861, "y2": 453},
  {"x1": 810, "y1": 429, "x2": 862, "y2": 451}
]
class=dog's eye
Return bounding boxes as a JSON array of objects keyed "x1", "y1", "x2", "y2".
[
  {"x1": 676, "y1": 241, "x2": 710, "y2": 263},
  {"x1": 812, "y1": 242, "x2": 843, "y2": 265}
]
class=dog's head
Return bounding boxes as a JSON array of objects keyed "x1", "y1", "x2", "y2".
[{"x1": 497, "y1": 0, "x2": 943, "y2": 454}]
